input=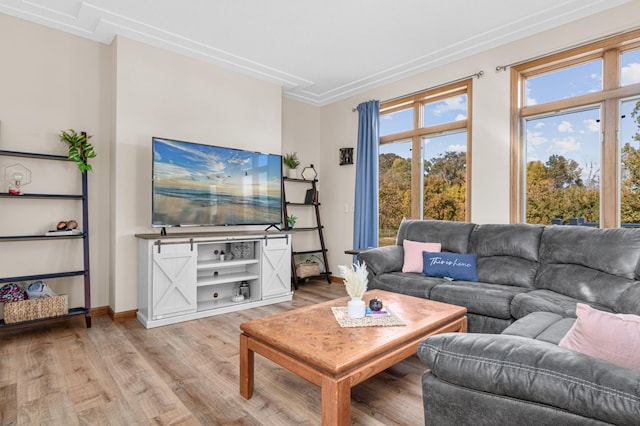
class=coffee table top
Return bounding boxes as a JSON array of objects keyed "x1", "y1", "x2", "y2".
[{"x1": 239, "y1": 289, "x2": 466, "y2": 375}]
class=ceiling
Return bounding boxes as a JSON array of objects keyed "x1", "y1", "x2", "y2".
[{"x1": 0, "y1": 0, "x2": 631, "y2": 106}]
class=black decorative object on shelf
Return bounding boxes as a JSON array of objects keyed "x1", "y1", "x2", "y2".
[
  {"x1": 369, "y1": 297, "x2": 383, "y2": 311},
  {"x1": 301, "y1": 164, "x2": 317, "y2": 180},
  {"x1": 239, "y1": 281, "x2": 250, "y2": 299},
  {"x1": 304, "y1": 188, "x2": 316, "y2": 204}
]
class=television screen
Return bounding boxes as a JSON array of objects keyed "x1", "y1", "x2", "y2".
[{"x1": 152, "y1": 137, "x2": 282, "y2": 228}]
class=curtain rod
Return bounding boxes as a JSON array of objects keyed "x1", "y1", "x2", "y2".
[
  {"x1": 496, "y1": 25, "x2": 640, "y2": 72},
  {"x1": 352, "y1": 70, "x2": 484, "y2": 112}
]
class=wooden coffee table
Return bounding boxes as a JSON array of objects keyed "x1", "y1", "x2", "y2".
[{"x1": 239, "y1": 289, "x2": 467, "y2": 425}]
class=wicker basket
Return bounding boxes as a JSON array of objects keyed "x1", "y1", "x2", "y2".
[
  {"x1": 296, "y1": 262, "x2": 320, "y2": 278},
  {"x1": 3, "y1": 295, "x2": 68, "y2": 324}
]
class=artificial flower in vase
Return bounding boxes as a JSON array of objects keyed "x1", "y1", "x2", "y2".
[{"x1": 338, "y1": 260, "x2": 368, "y2": 318}]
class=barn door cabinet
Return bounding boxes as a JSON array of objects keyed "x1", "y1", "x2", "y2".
[{"x1": 136, "y1": 231, "x2": 291, "y2": 328}]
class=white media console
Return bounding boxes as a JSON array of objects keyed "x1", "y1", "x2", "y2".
[{"x1": 135, "y1": 231, "x2": 292, "y2": 328}]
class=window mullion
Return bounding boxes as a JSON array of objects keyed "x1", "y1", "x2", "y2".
[
  {"x1": 601, "y1": 48, "x2": 621, "y2": 228},
  {"x1": 411, "y1": 102, "x2": 422, "y2": 219},
  {"x1": 510, "y1": 68, "x2": 524, "y2": 223}
]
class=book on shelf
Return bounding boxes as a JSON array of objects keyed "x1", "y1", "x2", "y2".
[
  {"x1": 365, "y1": 307, "x2": 391, "y2": 317},
  {"x1": 45, "y1": 229, "x2": 83, "y2": 236}
]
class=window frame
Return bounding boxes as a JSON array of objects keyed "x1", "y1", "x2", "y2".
[
  {"x1": 380, "y1": 80, "x2": 473, "y2": 221},
  {"x1": 510, "y1": 30, "x2": 640, "y2": 227}
]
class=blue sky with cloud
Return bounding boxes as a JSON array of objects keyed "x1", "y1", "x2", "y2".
[
  {"x1": 379, "y1": 48, "x2": 640, "y2": 182},
  {"x1": 380, "y1": 95, "x2": 468, "y2": 162},
  {"x1": 526, "y1": 49, "x2": 640, "y2": 181}
]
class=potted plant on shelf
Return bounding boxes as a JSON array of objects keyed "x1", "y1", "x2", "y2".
[
  {"x1": 283, "y1": 152, "x2": 300, "y2": 178},
  {"x1": 59, "y1": 129, "x2": 96, "y2": 172},
  {"x1": 287, "y1": 215, "x2": 297, "y2": 229}
]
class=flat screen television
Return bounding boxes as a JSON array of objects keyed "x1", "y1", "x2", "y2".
[{"x1": 152, "y1": 137, "x2": 283, "y2": 229}]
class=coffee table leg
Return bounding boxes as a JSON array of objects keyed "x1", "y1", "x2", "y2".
[
  {"x1": 239, "y1": 333, "x2": 254, "y2": 399},
  {"x1": 321, "y1": 376, "x2": 351, "y2": 426}
]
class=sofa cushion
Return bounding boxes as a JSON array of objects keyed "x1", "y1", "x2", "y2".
[
  {"x1": 421, "y1": 373, "x2": 606, "y2": 426},
  {"x1": 541, "y1": 226, "x2": 640, "y2": 279},
  {"x1": 471, "y1": 223, "x2": 543, "y2": 288},
  {"x1": 401, "y1": 239, "x2": 441, "y2": 273},
  {"x1": 357, "y1": 245, "x2": 403, "y2": 276},
  {"x1": 371, "y1": 272, "x2": 445, "y2": 299},
  {"x1": 396, "y1": 219, "x2": 476, "y2": 254},
  {"x1": 502, "y1": 311, "x2": 575, "y2": 345},
  {"x1": 465, "y1": 313, "x2": 513, "y2": 334},
  {"x1": 535, "y1": 263, "x2": 638, "y2": 311},
  {"x1": 537, "y1": 225, "x2": 640, "y2": 310},
  {"x1": 422, "y1": 252, "x2": 478, "y2": 282},
  {"x1": 510, "y1": 289, "x2": 612, "y2": 319},
  {"x1": 476, "y1": 256, "x2": 539, "y2": 289},
  {"x1": 418, "y1": 333, "x2": 640, "y2": 426},
  {"x1": 559, "y1": 303, "x2": 640, "y2": 370},
  {"x1": 430, "y1": 282, "x2": 527, "y2": 319},
  {"x1": 615, "y1": 282, "x2": 640, "y2": 315}
]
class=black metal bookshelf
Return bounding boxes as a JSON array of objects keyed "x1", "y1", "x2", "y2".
[
  {"x1": 0, "y1": 149, "x2": 91, "y2": 329},
  {"x1": 282, "y1": 177, "x2": 331, "y2": 288}
]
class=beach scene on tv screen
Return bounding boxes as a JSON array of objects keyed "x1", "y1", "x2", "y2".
[{"x1": 152, "y1": 138, "x2": 282, "y2": 226}]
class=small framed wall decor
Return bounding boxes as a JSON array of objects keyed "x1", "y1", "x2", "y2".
[{"x1": 339, "y1": 147, "x2": 353, "y2": 165}]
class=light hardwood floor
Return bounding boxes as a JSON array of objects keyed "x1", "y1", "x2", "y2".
[{"x1": 0, "y1": 281, "x2": 426, "y2": 425}]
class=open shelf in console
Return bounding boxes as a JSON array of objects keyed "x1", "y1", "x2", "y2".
[
  {"x1": 197, "y1": 259, "x2": 259, "y2": 269},
  {"x1": 197, "y1": 280, "x2": 260, "y2": 311},
  {"x1": 197, "y1": 271, "x2": 260, "y2": 287}
]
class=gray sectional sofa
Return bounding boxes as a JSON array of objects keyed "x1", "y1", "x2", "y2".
[{"x1": 357, "y1": 219, "x2": 640, "y2": 425}]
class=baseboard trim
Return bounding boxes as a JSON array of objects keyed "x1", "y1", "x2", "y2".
[
  {"x1": 107, "y1": 307, "x2": 138, "y2": 321},
  {"x1": 90, "y1": 306, "x2": 109, "y2": 317}
]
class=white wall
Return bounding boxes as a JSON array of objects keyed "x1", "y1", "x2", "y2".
[
  {"x1": 111, "y1": 37, "x2": 282, "y2": 312},
  {"x1": 0, "y1": 13, "x2": 111, "y2": 309},
  {"x1": 314, "y1": 1, "x2": 640, "y2": 277},
  {"x1": 281, "y1": 98, "x2": 323, "y2": 254},
  {"x1": 282, "y1": 97, "x2": 321, "y2": 174}
]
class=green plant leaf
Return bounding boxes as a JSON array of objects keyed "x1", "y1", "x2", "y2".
[{"x1": 59, "y1": 128, "x2": 96, "y2": 172}]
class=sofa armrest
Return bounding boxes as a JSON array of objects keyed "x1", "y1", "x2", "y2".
[
  {"x1": 357, "y1": 245, "x2": 404, "y2": 276},
  {"x1": 616, "y1": 282, "x2": 640, "y2": 315},
  {"x1": 418, "y1": 333, "x2": 640, "y2": 425}
]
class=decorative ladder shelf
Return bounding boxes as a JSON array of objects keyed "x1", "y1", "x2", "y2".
[{"x1": 282, "y1": 177, "x2": 331, "y2": 289}]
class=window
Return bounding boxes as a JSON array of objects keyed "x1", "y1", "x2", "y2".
[
  {"x1": 380, "y1": 107, "x2": 414, "y2": 136},
  {"x1": 524, "y1": 108, "x2": 601, "y2": 225},
  {"x1": 621, "y1": 48, "x2": 640, "y2": 86},
  {"x1": 379, "y1": 82, "x2": 472, "y2": 245},
  {"x1": 379, "y1": 138, "x2": 412, "y2": 245},
  {"x1": 511, "y1": 31, "x2": 640, "y2": 228},
  {"x1": 620, "y1": 96, "x2": 640, "y2": 225},
  {"x1": 525, "y1": 60, "x2": 603, "y2": 106},
  {"x1": 422, "y1": 132, "x2": 467, "y2": 221}
]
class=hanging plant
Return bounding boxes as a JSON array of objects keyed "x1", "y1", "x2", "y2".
[{"x1": 59, "y1": 129, "x2": 96, "y2": 172}]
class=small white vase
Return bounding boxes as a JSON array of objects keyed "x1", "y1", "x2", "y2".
[
  {"x1": 347, "y1": 298, "x2": 366, "y2": 318},
  {"x1": 287, "y1": 168, "x2": 298, "y2": 179}
]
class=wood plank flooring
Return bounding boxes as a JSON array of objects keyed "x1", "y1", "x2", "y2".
[{"x1": 0, "y1": 281, "x2": 426, "y2": 425}]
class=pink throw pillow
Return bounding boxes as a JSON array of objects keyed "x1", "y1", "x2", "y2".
[
  {"x1": 559, "y1": 303, "x2": 640, "y2": 370},
  {"x1": 402, "y1": 240, "x2": 441, "y2": 273}
]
